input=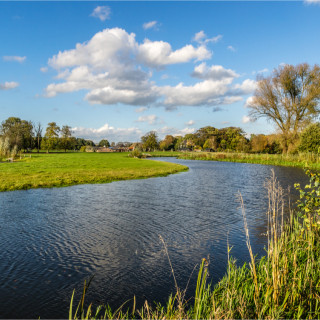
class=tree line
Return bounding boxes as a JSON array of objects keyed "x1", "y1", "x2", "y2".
[{"x1": 0, "y1": 118, "x2": 96, "y2": 156}]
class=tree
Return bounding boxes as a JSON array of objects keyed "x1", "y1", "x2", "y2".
[
  {"x1": 141, "y1": 131, "x2": 159, "y2": 151},
  {"x1": 0, "y1": 117, "x2": 34, "y2": 151},
  {"x1": 98, "y1": 139, "x2": 110, "y2": 147},
  {"x1": 34, "y1": 122, "x2": 42, "y2": 153},
  {"x1": 60, "y1": 125, "x2": 74, "y2": 152},
  {"x1": 159, "y1": 135, "x2": 176, "y2": 151},
  {"x1": 299, "y1": 123, "x2": 320, "y2": 153},
  {"x1": 249, "y1": 63, "x2": 320, "y2": 153},
  {"x1": 203, "y1": 137, "x2": 217, "y2": 151},
  {"x1": 44, "y1": 122, "x2": 60, "y2": 152},
  {"x1": 250, "y1": 134, "x2": 268, "y2": 153}
]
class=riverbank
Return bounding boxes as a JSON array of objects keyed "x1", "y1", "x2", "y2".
[
  {"x1": 0, "y1": 153, "x2": 188, "y2": 192},
  {"x1": 70, "y1": 170, "x2": 320, "y2": 319},
  {"x1": 177, "y1": 151, "x2": 320, "y2": 170}
]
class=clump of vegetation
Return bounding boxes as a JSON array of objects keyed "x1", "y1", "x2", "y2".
[
  {"x1": 0, "y1": 136, "x2": 18, "y2": 161},
  {"x1": 68, "y1": 170, "x2": 320, "y2": 319},
  {"x1": 128, "y1": 149, "x2": 144, "y2": 158},
  {"x1": 299, "y1": 123, "x2": 320, "y2": 153}
]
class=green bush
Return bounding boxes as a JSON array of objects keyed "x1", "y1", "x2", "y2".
[
  {"x1": 128, "y1": 149, "x2": 143, "y2": 158},
  {"x1": 299, "y1": 123, "x2": 320, "y2": 153}
]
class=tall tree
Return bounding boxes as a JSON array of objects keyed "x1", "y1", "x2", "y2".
[
  {"x1": 0, "y1": 117, "x2": 34, "y2": 151},
  {"x1": 60, "y1": 125, "x2": 73, "y2": 152},
  {"x1": 249, "y1": 63, "x2": 320, "y2": 153},
  {"x1": 98, "y1": 139, "x2": 110, "y2": 147},
  {"x1": 44, "y1": 122, "x2": 60, "y2": 152},
  {"x1": 34, "y1": 122, "x2": 43, "y2": 153},
  {"x1": 141, "y1": 131, "x2": 159, "y2": 151},
  {"x1": 159, "y1": 135, "x2": 176, "y2": 151}
]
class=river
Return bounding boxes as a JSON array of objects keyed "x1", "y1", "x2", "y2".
[{"x1": 0, "y1": 158, "x2": 308, "y2": 318}]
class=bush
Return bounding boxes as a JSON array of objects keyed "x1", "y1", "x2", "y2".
[
  {"x1": 128, "y1": 149, "x2": 143, "y2": 158},
  {"x1": 299, "y1": 123, "x2": 320, "y2": 153}
]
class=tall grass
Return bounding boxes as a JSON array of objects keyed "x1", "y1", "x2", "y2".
[
  {"x1": 69, "y1": 170, "x2": 320, "y2": 319},
  {"x1": 178, "y1": 151, "x2": 320, "y2": 170}
]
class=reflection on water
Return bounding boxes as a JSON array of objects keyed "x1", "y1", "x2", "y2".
[{"x1": 0, "y1": 158, "x2": 308, "y2": 318}]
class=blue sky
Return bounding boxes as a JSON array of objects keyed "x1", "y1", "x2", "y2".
[{"x1": 1, "y1": 1, "x2": 320, "y2": 142}]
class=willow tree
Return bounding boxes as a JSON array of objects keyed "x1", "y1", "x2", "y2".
[{"x1": 249, "y1": 63, "x2": 320, "y2": 153}]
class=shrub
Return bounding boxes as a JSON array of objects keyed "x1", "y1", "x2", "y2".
[{"x1": 128, "y1": 149, "x2": 143, "y2": 158}]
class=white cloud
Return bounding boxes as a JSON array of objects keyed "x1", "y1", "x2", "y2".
[
  {"x1": 193, "y1": 31, "x2": 222, "y2": 44},
  {"x1": 143, "y1": 21, "x2": 158, "y2": 30},
  {"x1": 136, "y1": 114, "x2": 158, "y2": 125},
  {"x1": 244, "y1": 96, "x2": 255, "y2": 108},
  {"x1": 90, "y1": 6, "x2": 111, "y2": 21},
  {"x1": 0, "y1": 81, "x2": 19, "y2": 90},
  {"x1": 233, "y1": 79, "x2": 257, "y2": 95},
  {"x1": 304, "y1": 0, "x2": 320, "y2": 4},
  {"x1": 193, "y1": 31, "x2": 206, "y2": 43},
  {"x1": 185, "y1": 120, "x2": 195, "y2": 126},
  {"x1": 135, "y1": 107, "x2": 148, "y2": 113},
  {"x1": 72, "y1": 123, "x2": 142, "y2": 142},
  {"x1": 137, "y1": 40, "x2": 211, "y2": 68},
  {"x1": 206, "y1": 35, "x2": 223, "y2": 44},
  {"x1": 3, "y1": 56, "x2": 26, "y2": 63},
  {"x1": 227, "y1": 45, "x2": 236, "y2": 52},
  {"x1": 192, "y1": 63, "x2": 239, "y2": 81},
  {"x1": 252, "y1": 68, "x2": 269, "y2": 75},
  {"x1": 44, "y1": 27, "x2": 255, "y2": 109},
  {"x1": 157, "y1": 126, "x2": 196, "y2": 138},
  {"x1": 40, "y1": 67, "x2": 48, "y2": 73},
  {"x1": 242, "y1": 115, "x2": 252, "y2": 124},
  {"x1": 258, "y1": 68, "x2": 269, "y2": 74}
]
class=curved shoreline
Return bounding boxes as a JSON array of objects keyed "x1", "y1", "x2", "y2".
[{"x1": 0, "y1": 153, "x2": 188, "y2": 192}]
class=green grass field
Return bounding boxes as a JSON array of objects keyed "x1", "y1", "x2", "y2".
[{"x1": 0, "y1": 152, "x2": 188, "y2": 192}]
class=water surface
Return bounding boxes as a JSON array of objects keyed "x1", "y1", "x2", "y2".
[{"x1": 0, "y1": 158, "x2": 308, "y2": 318}]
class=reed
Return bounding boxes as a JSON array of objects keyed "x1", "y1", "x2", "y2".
[
  {"x1": 68, "y1": 169, "x2": 320, "y2": 319},
  {"x1": 178, "y1": 151, "x2": 320, "y2": 170}
]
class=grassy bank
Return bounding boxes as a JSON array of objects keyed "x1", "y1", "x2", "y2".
[
  {"x1": 177, "y1": 151, "x2": 320, "y2": 170},
  {"x1": 0, "y1": 152, "x2": 188, "y2": 192},
  {"x1": 69, "y1": 170, "x2": 320, "y2": 319}
]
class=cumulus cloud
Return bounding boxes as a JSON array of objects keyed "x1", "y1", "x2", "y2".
[
  {"x1": 185, "y1": 120, "x2": 195, "y2": 126},
  {"x1": 232, "y1": 79, "x2": 257, "y2": 95},
  {"x1": 137, "y1": 40, "x2": 211, "y2": 68},
  {"x1": 3, "y1": 56, "x2": 26, "y2": 63},
  {"x1": 136, "y1": 114, "x2": 159, "y2": 125},
  {"x1": 143, "y1": 21, "x2": 158, "y2": 30},
  {"x1": 90, "y1": 6, "x2": 111, "y2": 21},
  {"x1": 0, "y1": 81, "x2": 19, "y2": 90},
  {"x1": 227, "y1": 46, "x2": 236, "y2": 52},
  {"x1": 44, "y1": 27, "x2": 255, "y2": 109},
  {"x1": 40, "y1": 67, "x2": 48, "y2": 73},
  {"x1": 72, "y1": 123, "x2": 142, "y2": 142},
  {"x1": 192, "y1": 63, "x2": 239, "y2": 81}
]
